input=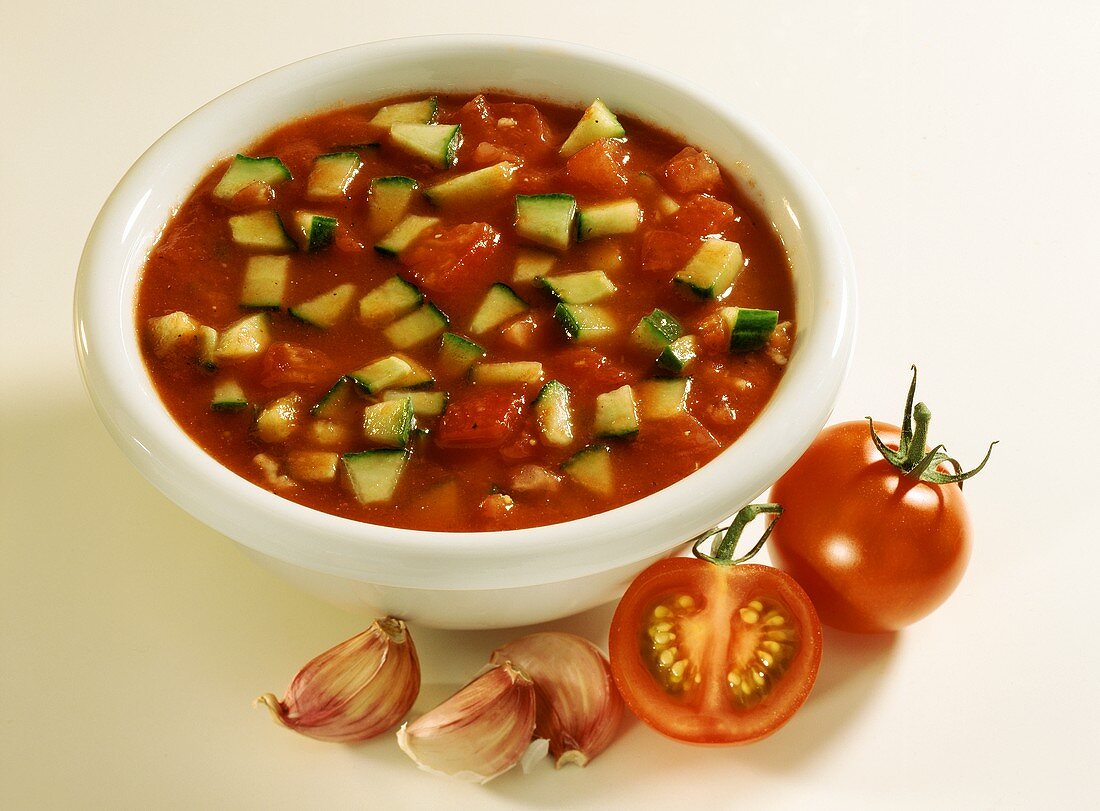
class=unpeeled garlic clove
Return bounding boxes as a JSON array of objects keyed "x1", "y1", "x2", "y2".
[
  {"x1": 256, "y1": 617, "x2": 419, "y2": 743},
  {"x1": 397, "y1": 662, "x2": 537, "y2": 784},
  {"x1": 490, "y1": 632, "x2": 623, "y2": 768}
]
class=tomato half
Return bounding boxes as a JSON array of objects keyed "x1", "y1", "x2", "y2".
[
  {"x1": 609, "y1": 508, "x2": 822, "y2": 745},
  {"x1": 768, "y1": 368, "x2": 995, "y2": 633}
]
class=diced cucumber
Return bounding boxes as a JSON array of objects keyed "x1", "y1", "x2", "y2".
[
  {"x1": 720, "y1": 307, "x2": 781, "y2": 351},
  {"x1": 342, "y1": 449, "x2": 409, "y2": 504},
  {"x1": 367, "y1": 176, "x2": 419, "y2": 235},
  {"x1": 637, "y1": 378, "x2": 692, "y2": 420},
  {"x1": 637, "y1": 172, "x2": 680, "y2": 217},
  {"x1": 240, "y1": 255, "x2": 290, "y2": 310},
  {"x1": 657, "y1": 335, "x2": 698, "y2": 374},
  {"x1": 675, "y1": 239, "x2": 744, "y2": 299},
  {"x1": 370, "y1": 97, "x2": 438, "y2": 126},
  {"x1": 362, "y1": 398, "x2": 415, "y2": 448},
  {"x1": 196, "y1": 325, "x2": 218, "y2": 370},
  {"x1": 212, "y1": 155, "x2": 291, "y2": 201},
  {"x1": 306, "y1": 152, "x2": 362, "y2": 200},
  {"x1": 470, "y1": 283, "x2": 527, "y2": 334},
  {"x1": 286, "y1": 450, "x2": 339, "y2": 482},
  {"x1": 390, "y1": 123, "x2": 461, "y2": 169},
  {"x1": 383, "y1": 389, "x2": 449, "y2": 417},
  {"x1": 358, "y1": 276, "x2": 422, "y2": 324},
  {"x1": 533, "y1": 380, "x2": 573, "y2": 447},
  {"x1": 553, "y1": 303, "x2": 616, "y2": 343},
  {"x1": 576, "y1": 199, "x2": 641, "y2": 241},
  {"x1": 594, "y1": 385, "x2": 639, "y2": 438},
  {"x1": 311, "y1": 376, "x2": 355, "y2": 418},
  {"x1": 515, "y1": 194, "x2": 576, "y2": 251},
  {"x1": 631, "y1": 309, "x2": 682, "y2": 353},
  {"x1": 470, "y1": 362, "x2": 544, "y2": 386},
  {"x1": 211, "y1": 379, "x2": 248, "y2": 412},
  {"x1": 147, "y1": 311, "x2": 199, "y2": 357},
  {"x1": 393, "y1": 354, "x2": 435, "y2": 389},
  {"x1": 424, "y1": 162, "x2": 517, "y2": 206},
  {"x1": 214, "y1": 313, "x2": 272, "y2": 362},
  {"x1": 513, "y1": 248, "x2": 557, "y2": 284},
  {"x1": 375, "y1": 214, "x2": 439, "y2": 257},
  {"x1": 559, "y1": 99, "x2": 626, "y2": 158},
  {"x1": 288, "y1": 283, "x2": 356, "y2": 328},
  {"x1": 349, "y1": 356, "x2": 413, "y2": 394},
  {"x1": 438, "y1": 332, "x2": 485, "y2": 375},
  {"x1": 538, "y1": 271, "x2": 617, "y2": 304},
  {"x1": 254, "y1": 393, "x2": 302, "y2": 443},
  {"x1": 228, "y1": 211, "x2": 295, "y2": 251},
  {"x1": 384, "y1": 303, "x2": 449, "y2": 348},
  {"x1": 562, "y1": 444, "x2": 614, "y2": 496},
  {"x1": 294, "y1": 212, "x2": 338, "y2": 251}
]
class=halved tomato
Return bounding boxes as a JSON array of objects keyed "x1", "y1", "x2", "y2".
[{"x1": 609, "y1": 505, "x2": 821, "y2": 745}]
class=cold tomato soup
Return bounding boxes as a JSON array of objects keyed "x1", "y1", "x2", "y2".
[{"x1": 137, "y1": 93, "x2": 795, "y2": 531}]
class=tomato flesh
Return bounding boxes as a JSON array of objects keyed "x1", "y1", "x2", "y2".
[
  {"x1": 609, "y1": 559, "x2": 821, "y2": 744},
  {"x1": 769, "y1": 421, "x2": 971, "y2": 633}
]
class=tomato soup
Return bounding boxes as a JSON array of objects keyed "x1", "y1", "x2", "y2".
[{"x1": 136, "y1": 93, "x2": 795, "y2": 531}]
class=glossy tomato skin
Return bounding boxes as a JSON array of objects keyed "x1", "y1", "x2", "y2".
[
  {"x1": 769, "y1": 421, "x2": 971, "y2": 633},
  {"x1": 609, "y1": 558, "x2": 822, "y2": 745}
]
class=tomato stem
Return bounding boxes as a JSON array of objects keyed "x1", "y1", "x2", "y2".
[
  {"x1": 692, "y1": 503, "x2": 783, "y2": 566},
  {"x1": 867, "y1": 366, "x2": 997, "y2": 488}
]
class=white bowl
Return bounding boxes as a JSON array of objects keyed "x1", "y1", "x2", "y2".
[{"x1": 74, "y1": 36, "x2": 856, "y2": 629}]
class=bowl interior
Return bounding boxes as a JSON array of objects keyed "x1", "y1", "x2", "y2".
[{"x1": 75, "y1": 36, "x2": 855, "y2": 590}]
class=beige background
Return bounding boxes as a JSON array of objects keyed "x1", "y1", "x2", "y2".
[{"x1": 3, "y1": 1, "x2": 1098, "y2": 808}]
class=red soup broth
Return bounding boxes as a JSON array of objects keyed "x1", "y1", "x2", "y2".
[{"x1": 136, "y1": 93, "x2": 795, "y2": 531}]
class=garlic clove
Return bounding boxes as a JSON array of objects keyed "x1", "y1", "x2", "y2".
[
  {"x1": 256, "y1": 617, "x2": 419, "y2": 743},
  {"x1": 397, "y1": 662, "x2": 537, "y2": 784},
  {"x1": 490, "y1": 632, "x2": 623, "y2": 768}
]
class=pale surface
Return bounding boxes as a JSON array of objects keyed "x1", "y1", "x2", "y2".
[{"x1": 2, "y1": 2, "x2": 1098, "y2": 808}]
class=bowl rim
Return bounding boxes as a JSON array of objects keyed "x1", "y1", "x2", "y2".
[{"x1": 74, "y1": 34, "x2": 856, "y2": 590}]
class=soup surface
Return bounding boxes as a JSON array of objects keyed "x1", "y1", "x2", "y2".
[{"x1": 136, "y1": 93, "x2": 795, "y2": 531}]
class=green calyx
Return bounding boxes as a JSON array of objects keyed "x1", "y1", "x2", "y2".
[
  {"x1": 868, "y1": 365, "x2": 997, "y2": 487},
  {"x1": 692, "y1": 503, "x2": 783, "y2": 566}
]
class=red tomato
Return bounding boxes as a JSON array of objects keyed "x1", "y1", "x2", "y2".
[
  {"x1": 550, "y1": 347, "x2": 627, "y2": 398},
  {"x1": 456, "y1": 95, "x2": 553, "y2": 161},
  {"x1": 640, "y1": 229, "x2": 696, "y2": 278},
  {"x1": 768, "y1": 368, "x2": 994, "y2": 633},
  {"x1": 662, "y1": 146, "x2": 722, "y2": 194},
  {"x1": 565, "y1": 139, "x2": 630, "y2": 192},
  {"x1": 259, "y1": 343, "x2": 333, "y2": 388},
  {"x1": 435, "y1": 389, "x2": 526, "y2": 449},
  {"x1": 609, "y1": 505, "x2": 822, "y2": 744},
  {"x1": 402, "y1": 222, "x2": 501, "y2": 293},
  {"x1": 670, "y1": 195, "x2": 737, "y2": 240}
]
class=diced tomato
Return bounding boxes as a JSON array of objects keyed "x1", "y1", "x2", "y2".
[
  {"x1": 640, "y1": 229, "x2": 696, "y2": 278},
  {"x1": 670, "y1": 194, "x2": 737, "y2": 240},
  {"x1": 565, "y1": 139, "x2": 630, "y2": 192},
  {"x1": 260, "y1": 343, "x2": 334, "y2": 388},
  {"x1": 457, "y1": 95, "x2": 552, "y2": 161},
  {"x1": 334, "y1": 224, "x2": 366, "y2": 253},
  {"x1": 662, "y1": 146, "x2": 722, "y2": 194},
  {"x1": 401, "y1": 222, "x2": 502, "y2": 293},
  {"x1": 695, "y1": 309, "x2": 730, "y2": 353},
  {"x1": 435, "y1": 389, "x2": 527, "y2": 449},
  {"x1": 634, "y1": 413, "x2": 720, "y2": 458},
  {"x1": 551, "y1": 347, "x2": 628, "y2": 397},
  {"x1": 472, "y1": 141, "x2": 522, "y2": 166}
]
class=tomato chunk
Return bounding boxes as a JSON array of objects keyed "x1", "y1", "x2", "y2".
[
  {"x1": 457, "y1": 95, "x2": 552, "y2": 161},
  {"x1": 662, "y1": 146, "x2": 722, "y2": 194},
  {"x1": 402, "y1": 222, "x2": 502, "y2": 293},
  {"x1": 640, "y1": 229, "x2": 696, "y2": 278},
  {"x1": 565, "y1": 139, "x2": 630, "y2": 192},
  {"x1": 551, "y1": 347, "x2": 628, "y2": 397},
  {"x1": 260, "y1": 343, "x2": 334, "y2": 388},
  {"x1": 436, "y1": 389, "x2": 527, "y2": 449},
  {"x1": 670, "y1": 195, "x2": 737, "y2": 240}
]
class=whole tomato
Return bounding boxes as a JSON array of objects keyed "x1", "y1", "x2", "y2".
[{"x1": 768, "y1": 367, "x2": 995, "y2": 633}]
